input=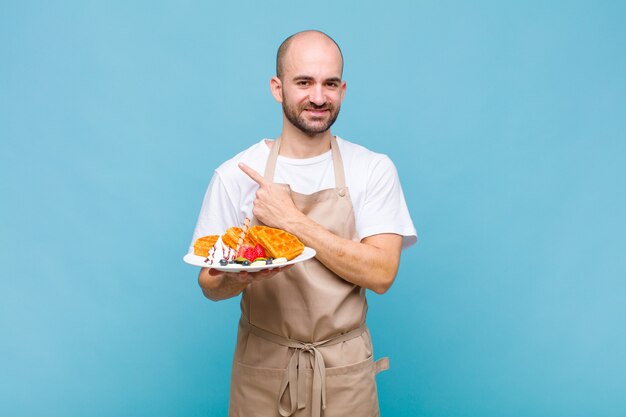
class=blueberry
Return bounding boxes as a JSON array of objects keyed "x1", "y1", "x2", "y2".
[
  {"x1": 242, "y1": 260, "x2": 250, "y2": 266},
  {"x1": 265, "y1": 259, "x2": 273, "y2": 265},
  {"x1": 219, "y1": 259, "x2": 228, "y2": 266}
]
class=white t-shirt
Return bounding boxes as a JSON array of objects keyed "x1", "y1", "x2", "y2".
[{"x1": 188, "y1": 137, "x2": 417, "y2": 253}]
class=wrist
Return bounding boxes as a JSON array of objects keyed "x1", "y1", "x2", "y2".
[{"x1": 282, "y1": 211, "x2": 312, "y2": 236}]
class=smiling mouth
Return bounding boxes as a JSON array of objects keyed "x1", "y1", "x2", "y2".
[{"x1": 304, "y1": 108, "x2": 329, "y2": 115}]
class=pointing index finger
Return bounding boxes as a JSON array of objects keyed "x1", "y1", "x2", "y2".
[{"x1": 239, "y1": 162, "x2": 267, "y2": 187}]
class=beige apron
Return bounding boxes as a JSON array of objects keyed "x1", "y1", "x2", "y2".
[{"x1": 229, "y1": 137, "x2": 389, "y2": 417}]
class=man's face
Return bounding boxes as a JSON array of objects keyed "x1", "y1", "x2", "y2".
[{"x1": 277, "y1": 37, "x2": 346, "y2": 136}]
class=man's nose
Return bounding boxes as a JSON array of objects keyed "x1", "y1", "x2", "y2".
[{"x1": 308, "y1": 85, "x2": 325, "y2": 106}]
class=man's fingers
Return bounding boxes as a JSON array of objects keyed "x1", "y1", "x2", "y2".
[
  {"x1": 239, "y1": 162, "x2": 267, "y2": 186},
  {"x1": 207, "y1": 268, "x2": 225, "y2": 277}
]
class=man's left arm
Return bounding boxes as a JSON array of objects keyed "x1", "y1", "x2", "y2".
[
  {"x1": 285, "y1": 217, "x2": 403, "y2": 294},
  {"x1": 239, "y1": 162, "x2": 403, "y2": 294}
]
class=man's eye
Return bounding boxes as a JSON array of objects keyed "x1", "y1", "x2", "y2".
[{"x1": 297, "y1": 81, "x2": 309, "y2": 86}]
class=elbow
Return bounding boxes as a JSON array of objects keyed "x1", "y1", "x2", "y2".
[
  {"x1": 371, "y1": 281, "x2": 392, "y2": 295},
  {"x1": 371, "y1": 286, "x2": 388, "y2": 295},
  {"x1": 370, "y1": 271, "x2": 397, "y2": 295},
  {"x1": 201, "y1": 288, "x2": 222, "y2": 302},
  {"x1": 368, "y1": 247, "x2": 401, "y2": 294}
]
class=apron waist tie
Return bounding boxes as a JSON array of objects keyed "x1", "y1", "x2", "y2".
[{"x1": 240, "y1": 318, "x2": 367, "y2": 417}]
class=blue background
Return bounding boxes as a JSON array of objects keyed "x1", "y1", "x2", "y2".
[{"x1": 1, "y1": 1, "x2": 625, "y2": 416}]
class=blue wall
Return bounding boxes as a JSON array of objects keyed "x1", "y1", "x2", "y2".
[{"x1": 1, "y1": 1, "x2": 625, "y2": 416}]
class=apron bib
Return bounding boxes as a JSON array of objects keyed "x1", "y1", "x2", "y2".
[{"x1": 229, "y1": 137, "x2": 388, "y2": 417}]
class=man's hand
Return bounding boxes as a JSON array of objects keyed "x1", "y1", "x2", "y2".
[
  {"x1": 206, "y1": 266, "x2": 291, "y2": 283},
  {"x1": 238, "y1": 162, "x2": 303, "y2": 230},
  {"x1": 199, "y1": 265, "x2": 293, "y2": 301}
]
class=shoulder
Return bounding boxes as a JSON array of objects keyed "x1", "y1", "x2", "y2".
[
  {"x1": 204, "y1": 139, "x2": 272, "y2": 212},
  {"x1": 336, "y1": 136, "x2": 398, "y2": 180},
  {"x1": 214, "y1": 139, "x2": 271, "y2": 183},
  {"x1": 337, "y1": 136, "x2": 394, "y2": 163}
]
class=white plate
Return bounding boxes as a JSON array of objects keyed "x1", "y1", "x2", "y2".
[{"x1": 183, "y1": 246, "x2": 316, "y2": 272}]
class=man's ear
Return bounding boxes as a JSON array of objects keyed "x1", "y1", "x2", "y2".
[{"x1": 270, "y1": 76, "x2": 283, "y2": 103}]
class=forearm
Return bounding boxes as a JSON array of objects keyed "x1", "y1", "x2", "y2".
[
  {"x1": 283, "y1": 214, "x2": 402, "y2": 294},
  {"x1": 198, "y1": 268, "x2": 248, "y2": 301}
]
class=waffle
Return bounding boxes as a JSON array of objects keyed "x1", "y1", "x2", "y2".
[
  {"x1": 221, "y1": 226, "x2": 254, "y2": 250},
  {"x1": 246, "y1": 225, "x2": 304, "y2": 261},
  {"x1": 193, "y1": 235, "x2": 219, "y2": 257}
]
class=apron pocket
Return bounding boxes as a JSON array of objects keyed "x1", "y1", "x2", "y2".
[
  {"x1": 229, "y1": 361, "x2": 284, "y2": 417},
  {"x1": 324, "y1": 355, "x2": 380, "y2": 417}
]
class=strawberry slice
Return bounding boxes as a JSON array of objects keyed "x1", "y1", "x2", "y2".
[
  {"x1": 236, "y1": 243, "x2": 267, "y2": 262},
  {"x1": 237, "y1": 244, "x2": 250, "y2": 259},
  {"x1": 243, "y1": 245, "x2": 257, "y2": 262},
  {"x1": 252, "y1": 244, "x2": 266, "y2": 260}
]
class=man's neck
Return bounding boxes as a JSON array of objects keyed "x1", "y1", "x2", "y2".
[{"x1": 277, "y1": 122, "x2": 333, "y2": 159}]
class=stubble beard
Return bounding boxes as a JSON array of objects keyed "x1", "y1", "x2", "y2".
[{"x1": 282, "y1": 100, "x2": 341, "y2": 136}]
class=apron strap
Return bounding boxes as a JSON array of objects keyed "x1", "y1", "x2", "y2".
[
  {"x1": 264, "y1": 137, "x2": 282, "y2": 181},
  {"x1": 241, "y1": 318, "x2": 366, "y2": 417},
  {"x1": 329, "y1": 136, "x2": 346, "y2": 190},
  {"x1": 375, "y1": 357, "x2": 390, "y2": 374}
]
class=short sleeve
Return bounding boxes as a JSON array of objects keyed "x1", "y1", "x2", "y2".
[
  {"x1": 356, "y1": 155, "x2": 417, "y2": 248},
  {"x1": 188, "y1": 172, "x2": 241, "y2": 254}
]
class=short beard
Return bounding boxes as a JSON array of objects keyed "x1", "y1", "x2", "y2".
[{"x1": 282, "y1": 101, "x2": 341, "y2": 136}]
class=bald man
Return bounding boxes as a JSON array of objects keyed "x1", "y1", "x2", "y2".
[{"x1": 189, "y1": 30, "x2": 416, "y2": 417}]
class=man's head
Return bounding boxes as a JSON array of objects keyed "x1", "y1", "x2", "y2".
[
  {"x1": 271, "y1": 30, "x2": 346, "y2": 137},
  {"x1": 276, "y1": 30, "x2": 344, "y2": 79}
]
